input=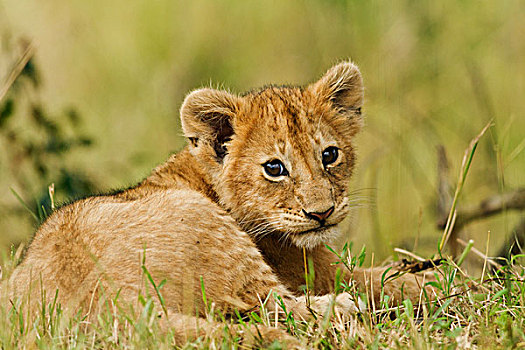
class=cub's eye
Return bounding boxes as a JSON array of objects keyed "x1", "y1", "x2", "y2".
[
  {"x1": 322, "y1": 146, "x2": 339, "y2": 167},
  {"x1": 263, "y1": 159, "x2": 289, "y2": 177}
]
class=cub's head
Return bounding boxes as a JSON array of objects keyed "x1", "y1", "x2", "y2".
[{"x1": 181, "y1": 62, "x2": 364, "y2": 249}]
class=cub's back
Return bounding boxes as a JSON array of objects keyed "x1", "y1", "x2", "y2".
[{"x1": 9, "y1": 188, "x2": 276, "y2": 314}]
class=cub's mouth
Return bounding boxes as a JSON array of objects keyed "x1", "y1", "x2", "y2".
[
  {"x1": 297, "y1": 223, "x2": 337, "y2": 235},
  {"x1": 289, "y1": 224, "x2": 340, "y2": 249}
]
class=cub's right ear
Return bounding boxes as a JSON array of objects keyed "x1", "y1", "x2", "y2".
[{"x1": 180, "y1": 88, "x2": 241, "y2": 160}]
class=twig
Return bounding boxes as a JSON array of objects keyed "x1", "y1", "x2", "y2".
[
  {"x1": 481, "y1": 231, "x2": 491, "y2": 285},
  {"x1": 393, "y1": 248, "x2": 426, "y2": 262},
  {"x1": 391, "y1": 256, "x2": 444, "y2": 273},
  {"x1": 0, "y1": 42, "x2": 35, "y2": 103}
]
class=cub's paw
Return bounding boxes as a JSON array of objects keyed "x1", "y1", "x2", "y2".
[{"x1": 309, "y1": 292, "x2": 359, "y2": 317}]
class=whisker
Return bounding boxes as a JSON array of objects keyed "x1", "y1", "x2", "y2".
[{"x1": 347, "y1": 187, "x2": 375, "y2": 195}]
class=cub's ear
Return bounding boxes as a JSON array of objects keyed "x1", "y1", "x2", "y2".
[
  {"x1": 310, "y1": 61, "x2": 364, "y2": 117},
  {"x1": 180, "y1": 88, "x2": 241, "y2": 160}
]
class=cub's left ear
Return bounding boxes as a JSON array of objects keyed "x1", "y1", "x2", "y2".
[{"x1": 310, "y1": 61, "x2": 364, "y2": 117}]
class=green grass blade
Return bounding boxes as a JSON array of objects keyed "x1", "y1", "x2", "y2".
[
  {"x1": 10, "y1": 187, "x2": 39, "y2": 223},
  {"x1": 439, "y1": 121, "x2": 492, "y2": 253}
]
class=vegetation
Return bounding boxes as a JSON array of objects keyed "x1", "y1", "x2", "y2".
[
  {"x1": 0, "y1": 42, "x2": 96, "y2": 226},
  {"x1": 1, "y1": 0, "x2": 524, "y2": 348},
  {"x1": 1, "y1": 241, "x2": 524, "y2": 348}
]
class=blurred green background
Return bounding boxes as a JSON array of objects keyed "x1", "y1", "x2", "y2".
[{"x1": 1, "y1": 0, "x2": 524, "y2": 263}]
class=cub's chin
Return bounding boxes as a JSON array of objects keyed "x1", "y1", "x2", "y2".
[{"x1": 289, "y1": 225, "x2": 340, "y2": 250}]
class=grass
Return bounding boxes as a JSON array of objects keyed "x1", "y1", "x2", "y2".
[
  {"x1": 438, "y1": 121, "x2": 492, "y2": 253},
  {"x1": 1, "y1": 0, "x2": 525, "y2": 257},
  {"x1": 1, "y1": 242, "x2": 524, "y2": 349}
]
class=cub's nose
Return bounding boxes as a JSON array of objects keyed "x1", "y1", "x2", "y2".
[{"x1": 303, "y1": 206, "x2": 334, "y2": 224}]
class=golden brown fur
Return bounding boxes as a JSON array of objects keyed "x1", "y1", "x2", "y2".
[{"x1": 5, "y1": 62, "x2": 433, "y2": 343}]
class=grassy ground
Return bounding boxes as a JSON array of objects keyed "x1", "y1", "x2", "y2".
[
  {"x1": 1, "y1": 0, "x2": 524, "y2": 258},
  {"x1": 1, "y1": 243, "x2": 524, "y2": 349}
]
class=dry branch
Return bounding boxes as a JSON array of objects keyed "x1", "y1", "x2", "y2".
[
  {"x1": 392, "y1": 257, "x2": 444, "y2": 273},
  {"x1": 437, "y1": 188, "x2": 525, "y2": 230}
]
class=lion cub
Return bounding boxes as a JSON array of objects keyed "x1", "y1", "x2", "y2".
[{"x1": 7, "y1": 62, "x2": 431, "y2": 341}]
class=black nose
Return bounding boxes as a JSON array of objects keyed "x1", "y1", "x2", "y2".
[{"x1": 303, "y1": 206, "x2": 334, "y2": 224}]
